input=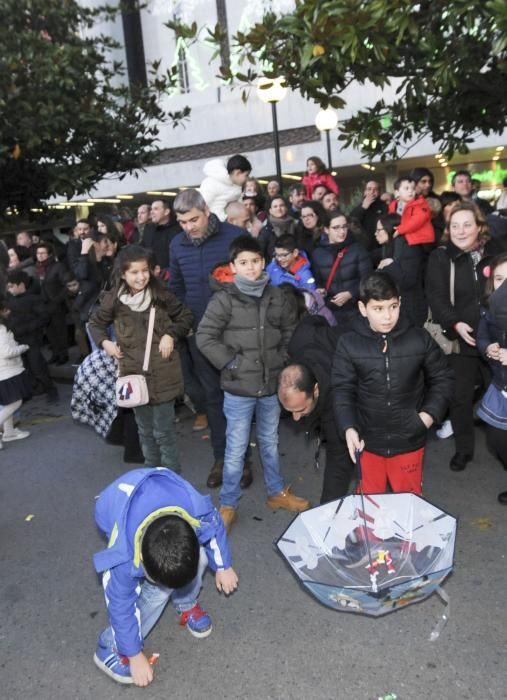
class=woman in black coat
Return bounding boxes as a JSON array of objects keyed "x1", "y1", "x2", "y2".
[
  {"x1": 312, "y1": 210, "x2": 372, "y2": 329},
  {"x1": 373, "y1": 213, "x2": 427, "y2": 327},
  {"x1": 425, "y1": 201, "x2": 505, "y2": 471}
]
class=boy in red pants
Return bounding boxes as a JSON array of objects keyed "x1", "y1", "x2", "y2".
[{"x1": 332, "y1": 271, "x2": 453, "y2": 494}]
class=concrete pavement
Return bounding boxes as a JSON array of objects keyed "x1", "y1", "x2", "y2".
[{"x1": 1, "y1": 386, "x2": 505, "y2": 700}]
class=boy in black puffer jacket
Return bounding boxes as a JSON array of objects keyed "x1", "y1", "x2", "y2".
[
  {"x1": 196, "y1": 235, "x2": 310, "y2": 531},
  {"x1": 332, "y1": 271, "x2": 453, "y2": 494}
]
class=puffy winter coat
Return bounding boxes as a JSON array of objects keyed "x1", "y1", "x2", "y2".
[
  {"x1": 199, "y1": 159, "x2": 242, "y2": 221},
  {"x1": 388, "y1": 196, "x2": 435, "y2": 245},
  {"x1": 6, "y1": 283, "x2": 49, "y2": 346},
  {"x1": 196, "y1": 269, "x2": 297, "y2": 396},
  {"x1": 88, "y1": 289, "x2": 193, "y2": 404},
  {"x1": 312, "y1": 233, "x2": 372, "y2": 318},
  {"x1": 266, "y1": 251, "x2": 317, "y2": 290},
  {"x1": 169, "y1": 221, "x2": 244, "y2": 328},
  {"x1": 477, "y1": 281, "x2": 507, "y2": 391},
  {"x1": 0, "y1": 324, "x2": 28, "y2": 381},
  {"x1": 425, "y1": 238, "x2": 503, "y2": 356},
  {"x1": 332, "y1": 316, "x2": 454, "y2": 456},
  {"x1": 302, "y1": 172, "x2": 339, "y2": 200}
]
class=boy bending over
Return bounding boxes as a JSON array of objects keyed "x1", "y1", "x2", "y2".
[{"x1": 93, "y1": 467, "x2": 238, "y2": 686}]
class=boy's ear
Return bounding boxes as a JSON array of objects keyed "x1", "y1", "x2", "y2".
[
  {"x1": 229, "y1": 261, "x2": 236, "y2": 273},
  {"x1": 358, "y1": 300, "x2": 368, "y2": 318},
  {"x1": 294, "y1": 248, "x2": 299, "y2": 257}
]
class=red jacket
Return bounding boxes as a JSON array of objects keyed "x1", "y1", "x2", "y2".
[
  {"x1": 388, "y1": 196, "x2": 435, "y2": 245},
  {"x1": 302, "y1": 172, "x2": 339, "y2": 200}
]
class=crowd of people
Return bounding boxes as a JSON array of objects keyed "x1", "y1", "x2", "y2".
[{"x1": 1, "y1": 155, "x2": 507, "y2": 686}]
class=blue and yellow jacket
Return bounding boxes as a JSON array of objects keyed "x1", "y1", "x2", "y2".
[{"x1": 93, "y1": 467, "x2": 231, "y2": 656}]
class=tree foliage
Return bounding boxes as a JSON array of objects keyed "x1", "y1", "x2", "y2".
[
  {"x1": 0, "y1": 0, "x2": 188, "y2": 217},
  {"x1": 173, "y1": 0, "x2": 507, "y2": 162}
]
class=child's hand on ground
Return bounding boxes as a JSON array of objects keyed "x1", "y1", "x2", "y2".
[
  {"x1": 129, "y1": 652, "x2": 154, "y2": 687},
  {"x1": 345, "y1": 428, "x2": 365, "y2": 464},
  {"x1": 215, "y1": 567, "x2": 239, "y2": 595},
  {"x1": 486, "y1": 342, "x2": 501, "y2": 361},
  {"x1": 102, "y1": 339, "x2": 123, "y2": 359},
  {"x1": 159, "y1": 334, "x2": 174, "y2": 359}
]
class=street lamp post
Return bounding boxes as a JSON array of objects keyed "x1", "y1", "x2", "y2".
[
  {"x1": 315, "y1": 108, "x2": 338, "y2": 171},
  {"x1": 257, "y1": 77, "x2": 288, "y2": 192}
]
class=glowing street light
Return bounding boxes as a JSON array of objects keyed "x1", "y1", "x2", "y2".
[
  {"x1": 257, "y1": 77, "x2": 288, "y2": 192},
  {"x1": 315, "y1": 107, "x2": 338, "y2": 170}
]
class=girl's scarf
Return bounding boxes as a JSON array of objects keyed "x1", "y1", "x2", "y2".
[
  {"x1": 118, "y1": 287, "x2": 152, "y2": 312},
  {"x1": 234, "y1": 272, "x2": 270, "y2": 298}
]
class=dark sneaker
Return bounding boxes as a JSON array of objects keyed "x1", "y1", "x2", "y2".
[
  {"x1": 179, "y1": 604, "x2": 212, "y2": 638},
  {"x1": 93, "y1": 643, "x2": 133, "y2": 684}
]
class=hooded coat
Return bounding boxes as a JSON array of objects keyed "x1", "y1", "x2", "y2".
[
  {"x1": 93, "y1": 468, "x2": 232, "y2": 657},
  {"x1": 196, "y1": 265, "x2": 297, "y2": 397},
  {"x1": 199, "y1": 159, "x2": 242, "y2": 221},
  {"x1": 332, "y1": 316, "x2": 454, "y2": 456},
  {"x1": 388, "y1": 196, "x2": 435, "y2": 245}
]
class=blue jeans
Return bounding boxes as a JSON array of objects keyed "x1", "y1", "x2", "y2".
[
  {"x1": 99, "y1": 547, "x2": 208, "y2": 652},
  {"x1": 220, "y1": 392, "x2": 284, "y2": 508},
  {"x1": 134, "y1": 401, "x2": 180, "y2": 470}
]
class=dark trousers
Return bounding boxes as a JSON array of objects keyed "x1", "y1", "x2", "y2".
[
  {"x1": 188, "y1": 334, "x2": 226, "y2": 460},
  {"x1": 179, "y1": 338, "x2": 206, "y2": 414},
  {"x1": 24, "y1": 345, "x2": 55, "y2": 392},
  {"x1": 320, "y1": 431, "x2": 355, "y2": 503},
  {"x1": 448, "y1": 353, "x2": 487, "y2": 456},
  {"x1": 486, "y1": 425, "x2": 507, "y2": 469},
  {"x1": 46, "y1": 309, "x2": 68, "y2": 356}
]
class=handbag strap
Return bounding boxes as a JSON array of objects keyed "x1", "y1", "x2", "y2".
[
  {"x1": 450, "y1": 259, "x2": 455, "y2": 306},
  {"x1": 142, "y1": 306, "x2": 156, "y2": 373},
  {"x1": 325, "y1": 247, "x2": 349, "y2": 292}
]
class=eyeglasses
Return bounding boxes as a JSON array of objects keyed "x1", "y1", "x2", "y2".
[
  {"x1": 274, "y1": 251, "x2": 292, "y2": 259},
  {"x1": 302, "y1": 213, "x2": 317, "y2": 219}
]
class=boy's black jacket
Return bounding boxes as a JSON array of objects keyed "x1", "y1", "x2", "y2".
[{"x1": 332, "y1": 315, "x2": 454, "y2": 456}]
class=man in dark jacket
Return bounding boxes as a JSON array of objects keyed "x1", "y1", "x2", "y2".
[
  {"x1": 349, "y1": 180, "x2": 387, "y2": 250},
  {"x1": 34, "y1": 242, "x2": 69, "y2": 364},
  {"x1": 142, "y1": 199, "x2": 180, "y2": 272},
  {"x1": 278, "y1": 315, "x2": 354, "y2": 503},
  {"x1": 332, "y1": 271, "x2": 453, "y2": 495},
  {"x1": 169, "y1": 189, "x2": 247, "y2": 487}
]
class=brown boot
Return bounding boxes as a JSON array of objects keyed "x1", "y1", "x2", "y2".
[
  {"x1": 219, "y1": 506, "x2": 237, "y2": 533},
  {"x1": 206, "y1": 459, "x2": 223, "y2": 488},
  {"x1": 267, "y1": 485, "x2": 310, "y2": 512},
  {"x1": 240, "y1": 462, "x2": 253, "y2": 489},
  {"x1": 192, "y1": 414, "x2": 208, "y2": 431}
]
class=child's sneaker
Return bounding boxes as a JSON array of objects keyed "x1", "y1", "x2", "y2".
[
  {"x1": 179, "y1": 603, "x2": 212, "y2": 638},
  {"x1": 2, "y1": 428, "x2": 30, "y2": 442},
  {"x1": 93, "y1": 643, "x2": 133, "y2": 684},
  {"x1": 436, "y1": 419, "x2": 453, "y2": 439}
]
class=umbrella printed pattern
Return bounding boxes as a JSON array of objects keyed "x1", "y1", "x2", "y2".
[{"x1": 277, "y1": 493, "x2": 456, "y2": 616}]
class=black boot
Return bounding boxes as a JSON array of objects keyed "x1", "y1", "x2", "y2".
[
  {"x1": 123, "y1": 410, "x2": 145, "y2": 463},
  {"x1": 449, "y1": 453, "x2": 473, "y2": 471},
  {"x1": 498, "y1": 491, "x2": 507, "y2": 505}
]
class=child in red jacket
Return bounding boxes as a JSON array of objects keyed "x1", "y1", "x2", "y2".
[
  {"x1": 388, "y1": 177, "x2": 435, "y2": 245},
  {"x1": 302, "y1": 156, "x2": 339, "y2": 200}
]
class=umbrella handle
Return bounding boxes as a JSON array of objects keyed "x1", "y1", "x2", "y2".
[{"x1": 355, "y1": 448, "x2": 363, "y2": 482}]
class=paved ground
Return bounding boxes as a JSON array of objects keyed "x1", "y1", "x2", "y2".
[{"x1": 1, "y1": 385, "x2": 505, "y2": 700}]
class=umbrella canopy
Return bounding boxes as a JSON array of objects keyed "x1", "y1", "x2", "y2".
[{"x1": 277, "y1": 493, "x2": 456, "y2": 616}]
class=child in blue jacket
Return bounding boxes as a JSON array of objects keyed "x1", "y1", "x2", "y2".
[
  {"x1": 92, "y1": 467, "x2": 238, "y2": 687},
  {"x1": 266, "y1": 233, "x2": 317, "y2": 290}
]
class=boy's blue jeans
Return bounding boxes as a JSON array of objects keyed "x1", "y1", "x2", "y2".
[
  {"x1": 98, "y1": 547, "x2": 208, "y2": 653},
  {"x1": 220, "y1": 392, "x2": 284, "y2": 508}
]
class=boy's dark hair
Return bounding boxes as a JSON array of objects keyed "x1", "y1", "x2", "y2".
[
  {"x1": 226, "y1": 154, "x2": 252, "y2": 174},
  {"x1": 451, "y1": 169, "x2": 471, "y2": 186},
  {"x1": 141, "y1": 515, "x2": 200, "y2": 589},
  {"x1": 393, "y1": 176, "x2": 416, "y2": 191},
  {"x1": 7, "y1": 269, "x2": 30, "y2": 286},
  {"x1": 359, "y1": 271, "x2": 400, "y2": 303},
  {"x1": 274, "y1": 234, "x2": 297, "y2": 252},
  {"x1": 229, "y1": 234, "x2": 263, "y2": 262}
]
